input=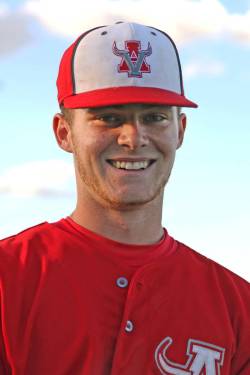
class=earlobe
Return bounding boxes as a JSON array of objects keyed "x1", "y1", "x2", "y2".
[
  {"x1": 177, "y1": 113, "x2": 187, "y2": 149},
  {"x1": 53, "y1": 113, "x2": 73, "y2": 153}
]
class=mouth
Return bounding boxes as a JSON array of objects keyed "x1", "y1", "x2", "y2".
[{"x1": 107, "y1": 159, "x2": 156, "y2": 171}]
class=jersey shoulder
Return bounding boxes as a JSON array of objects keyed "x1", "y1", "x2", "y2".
[
  {"x1": 0, "y1": 221, "x2": 60, "y2": 265},
  {"x1": 177, "y1": 240, "x2": 250, "y2": 297},
  {"x1": 0, "y1": 222, "x2": 50, "y2": 249},
  {"x1": 0, "y1": 222, "x2": 49, "y2": 242}
]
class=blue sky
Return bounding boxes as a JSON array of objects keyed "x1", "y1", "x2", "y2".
[{"x1": 0, "y1": 0, "x2": 250, "y2": 280}]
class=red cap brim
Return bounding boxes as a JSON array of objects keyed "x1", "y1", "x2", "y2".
[{"x1": 62, "y1": 86, "x2": 198, "y2": 108}]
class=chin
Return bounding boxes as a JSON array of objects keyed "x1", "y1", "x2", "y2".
[
  {"x1": 106, "y1": 201, "x2": 151, "y2": 211},
  {"x1": 103, "y1": 191, "x2": 162, "y2": 210}
]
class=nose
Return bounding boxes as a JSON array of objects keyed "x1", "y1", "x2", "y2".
[{"x1": 117, "y1": 121, "x2": 149, "y2": 150}]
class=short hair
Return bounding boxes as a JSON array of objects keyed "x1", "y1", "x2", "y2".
[
  {"x1": 177, "y1": 107, "x2": 182, "y2": 116},
  {"x1": 60, "y1": 105, "x2": 74, "y2": 126}
]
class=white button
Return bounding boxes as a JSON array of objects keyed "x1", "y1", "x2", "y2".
[
  {"x1": 116, "y1": 277, "x2": 128, "y2": 288},
  {"x1": 125, "y1": 320, "x2": 134, "y2": 332}
]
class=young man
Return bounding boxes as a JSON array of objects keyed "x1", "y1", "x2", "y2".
[{"x1": 0, "y1": 22, "x2": 249, "y2": 374}]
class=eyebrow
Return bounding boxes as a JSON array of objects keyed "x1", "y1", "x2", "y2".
[
  {"x1": 86, "y1": 104, "x2": 172, "y2": 113},
  {"x1": 86, "y1": 105, "x2": 127, "y2": 113}
]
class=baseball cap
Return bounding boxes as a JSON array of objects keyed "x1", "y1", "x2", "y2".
[{"x1": 57, "y1": 22, "x2": 197, "y2": 108}]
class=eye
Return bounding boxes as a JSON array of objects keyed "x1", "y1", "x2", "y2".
[
  {"x1": 143, "y1": 113, "x2": 169, "y2": 125},
  {"x1": 94, "y1": 113, "x2": 124, "y2": 127}
]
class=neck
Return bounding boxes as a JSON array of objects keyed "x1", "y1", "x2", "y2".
[{"x1": 70, "y1": 194, "x2": 164, "y2": 245}]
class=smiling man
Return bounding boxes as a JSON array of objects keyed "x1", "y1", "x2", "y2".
[{"x1": 0, "y1": 22, "x2": 249, "y2": 374}]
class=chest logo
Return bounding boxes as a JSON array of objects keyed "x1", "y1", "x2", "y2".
[
  {"x1": 155, "y1": 336, "x2": 225, "y2": 375},
  {"x1": 112, "y1": 40, "x2": 152, "y2": 78}
]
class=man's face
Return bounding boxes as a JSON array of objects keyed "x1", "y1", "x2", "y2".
[{"x1": 65, "y1": 104, "x2": 186, "y2": 210}]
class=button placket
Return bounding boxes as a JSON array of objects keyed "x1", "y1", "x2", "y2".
[
  {"x1": 121, "y1": 271, "x2": 149, "y2": 336},
  {"x1": 111, "y1": 266, "x2": 156, "y2": 373},
  {"x1": 120, "y1": 276, "x2": 146, "y2": 335}
]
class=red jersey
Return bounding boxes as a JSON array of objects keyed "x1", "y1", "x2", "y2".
[{"x1": 0, "y1": 217, "x2": 249, "y2": 374}]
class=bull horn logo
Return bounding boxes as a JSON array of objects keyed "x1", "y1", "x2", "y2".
[
  {"x1": 112, "y1": 40, "x2": 152, "y2": 78},
  {"x1": 155, "y1": 336, "x2": 225, "y2": 375}
]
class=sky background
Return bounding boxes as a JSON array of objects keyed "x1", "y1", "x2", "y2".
[{"x1": 0, "y1": 0, "x2": 250, "y2": 280}]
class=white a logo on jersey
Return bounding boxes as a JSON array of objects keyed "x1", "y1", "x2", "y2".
[{"x1": 155, "y1": 336, "x2": 225, "y2": 375}]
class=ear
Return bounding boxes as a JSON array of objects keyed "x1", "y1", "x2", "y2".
[
  {"x1": 177, "y1": 113, "x2": 187, "y2": 149},
  {"x1": 53, "y1": 113, "x2": 73, "y2": 153}
]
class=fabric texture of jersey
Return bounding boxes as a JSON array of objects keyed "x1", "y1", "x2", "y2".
[{"x1": 0, "y1": 217, "x2": 249, "y2": 374}]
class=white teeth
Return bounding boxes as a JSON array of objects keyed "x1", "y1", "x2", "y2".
[{"x1": 110, "y1": 160, "x2": 150, "y2": 170}]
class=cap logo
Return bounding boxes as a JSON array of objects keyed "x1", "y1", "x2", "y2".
[{"x1": 112, "y1": 40, "x2": 152, "y2": 78}]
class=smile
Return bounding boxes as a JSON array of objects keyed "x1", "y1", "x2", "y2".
[{"x1": 107, "y1": 160, "x2": 155, "y2": 170}]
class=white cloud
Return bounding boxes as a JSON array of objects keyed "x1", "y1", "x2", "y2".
[
  {"x1": 183, "y1": 60, "x2": 225, "y2": 79},
  {"x1": 0, "y1": 160, "x2": 74, "y2": 197},
  {"x1": 1, "y1": 0, "x2": 249, "y2": 56},
  {"x1": 23, "y1": 0, "x2": 250, "y2": 45},
  {"x1": 228, "y1": 10, "x2": 250, "y2": 44}
]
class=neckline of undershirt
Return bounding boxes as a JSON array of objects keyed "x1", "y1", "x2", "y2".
[{"x1": 56, "y1": 216, "x2": 178, "y2": 266}]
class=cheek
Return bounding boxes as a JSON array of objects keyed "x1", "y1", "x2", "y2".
[
  {"x1": 153, "y1": 131, "x2": 179, "y2": 156},
  {"x1": 72, "y1": 129, "x2": 104, "y2": 152},
  {"x1": 72, "y1": 133, "x2": 114, "y2": 170}
]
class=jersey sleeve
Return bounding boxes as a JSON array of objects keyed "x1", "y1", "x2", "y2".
[
  {"x1": 228, "y1": 275, "x2": 250, "y2": 374},
  {"x1": 0, "y1": 288, "x2": 11, "y2": 374}
]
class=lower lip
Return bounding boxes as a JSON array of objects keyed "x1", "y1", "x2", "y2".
[{"x1": 106, "y1": 161, "x2": 155, "y2": 176}]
